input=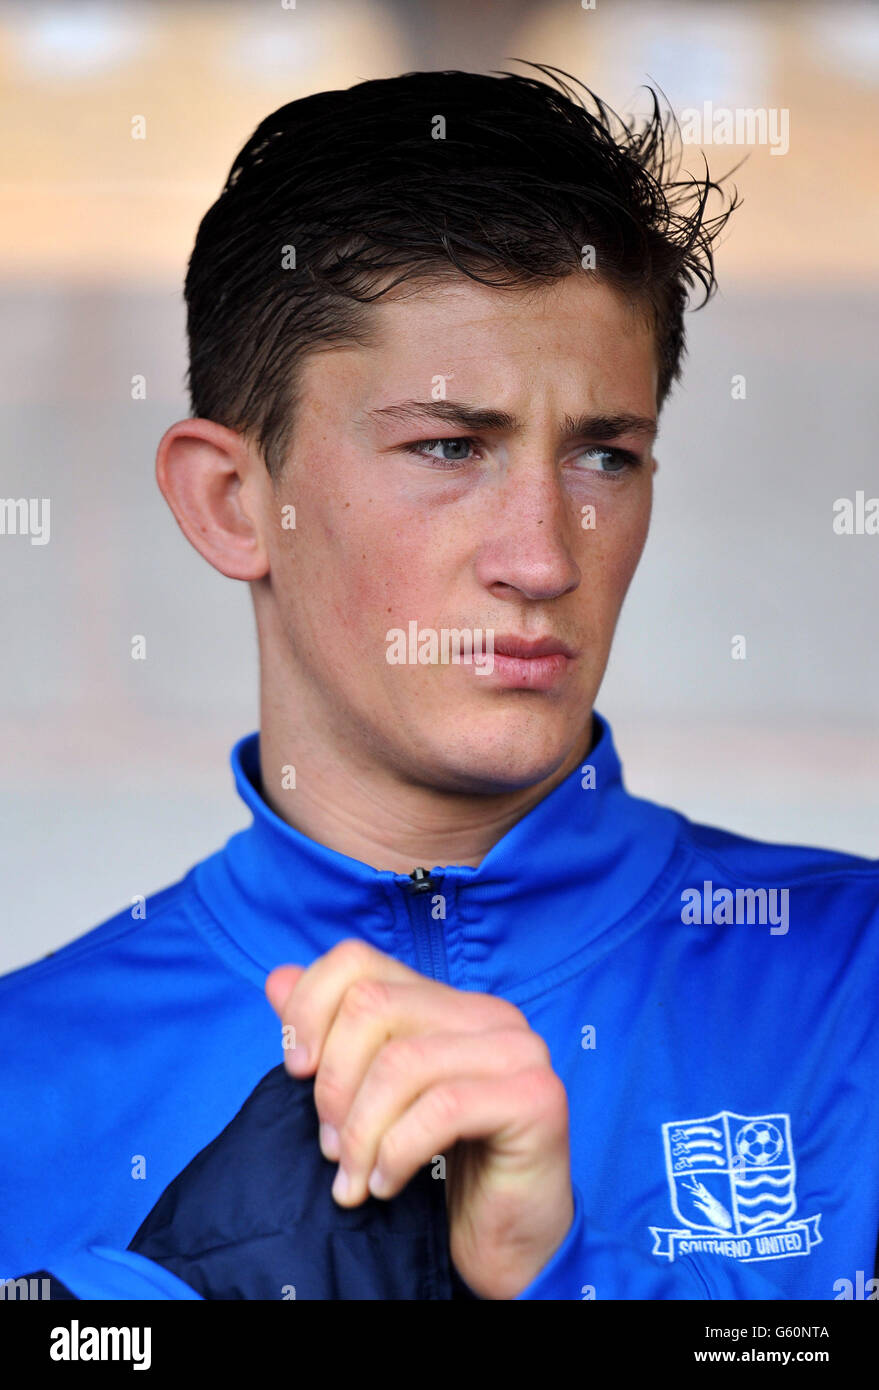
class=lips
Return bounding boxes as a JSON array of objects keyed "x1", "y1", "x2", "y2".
[
  {"x1": 484, "y1": 633, "x2": 577, "y2": 690},
  {"x1": 491, "y1": 634, "x2": 577, "y2": 660}
]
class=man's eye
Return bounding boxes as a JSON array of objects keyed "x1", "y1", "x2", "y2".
[
  {"x1": 403, "y1": 439, "x2": 640, "y2": 473},
  {"x1": 575, "y1": 446, "x2": 639, "y2": 475},
  {"x1": 408, "y1": 437, "x2": 476, "y2": 464}
]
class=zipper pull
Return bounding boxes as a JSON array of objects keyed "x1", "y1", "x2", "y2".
[{"x1": 409, "y1": 866, "x2": 434, "y2": 894}]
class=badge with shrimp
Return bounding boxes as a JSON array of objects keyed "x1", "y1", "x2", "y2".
[{"x1": 650, "y1": 1111, "x2": 822, "y2": 1263}]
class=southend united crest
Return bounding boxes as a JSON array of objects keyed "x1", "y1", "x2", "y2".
[{"x1": 649, "y1": 1111, "x2": 822, "y2": 1263}]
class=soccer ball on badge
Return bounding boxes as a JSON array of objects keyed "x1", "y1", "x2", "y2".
[{"x1": 734, "y1": 1121, "x2": 784, "y2": 1167}]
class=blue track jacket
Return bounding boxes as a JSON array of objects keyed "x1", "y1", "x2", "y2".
[{"x1": 2, "y1": 712, "x2": 878, "y2": 1300}]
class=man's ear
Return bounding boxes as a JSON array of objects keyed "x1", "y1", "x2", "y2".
[
  {"x1": 155, "y1": 418, "x2": 271, "y2": 581},
  {"x1": 652, "y1": 455, "x2": 659, "y2": 475}
]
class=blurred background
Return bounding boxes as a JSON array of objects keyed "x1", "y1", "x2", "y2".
[{"x1": 2, "y1": 0, "x2": 877, "y2": 972}]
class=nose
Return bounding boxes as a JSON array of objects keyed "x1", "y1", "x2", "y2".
[{"x1": 474, "y1": 467, "x2": 581, "y2": 603}]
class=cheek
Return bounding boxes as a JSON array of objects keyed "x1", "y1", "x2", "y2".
[
  {"x1": 616, "y1": 501, "x2": 652, "y2": 584},
  {"x1": 580, "y1": 490, "x2": 651, "y2": 610},
  {"x1": 317, "y1": 519, "x2": 437, "y2": 640}
]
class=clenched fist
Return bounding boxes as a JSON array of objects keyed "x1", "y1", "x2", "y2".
[{"x1": 265, "y1": 939, "x2": 574, "y2": 1300}]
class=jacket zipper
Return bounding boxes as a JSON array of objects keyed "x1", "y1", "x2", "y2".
[
  {"x1": 405, "y1": 866, "x2": 465, "y2": 1299},
  {"x1": 406, "y1": 867, "x2": 449, "y2": 983}
]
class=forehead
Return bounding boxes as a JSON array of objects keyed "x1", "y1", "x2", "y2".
[{"x1": 300, "y1": 271, "x2": 659, "y2": 416}]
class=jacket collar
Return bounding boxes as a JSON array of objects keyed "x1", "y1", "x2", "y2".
[{"x1": 192, "y1": 711, "x2": 682, "y2": 995}]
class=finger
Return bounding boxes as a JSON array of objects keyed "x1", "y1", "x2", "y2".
[
  {"x1": 276, "y1": 938, "x2": 429, "y2": 1075},
  {"x1": 329, "y1": 1026, "x2": 551, "y2": 1204},
  {"x1": 314, "y1": 978, "x2": 519, "y2": 1136},
  {"x1": 264, "y1": 965, "x2": 305, "y2": 1016},
  {"x1": 350, "y1": 1066, "x2": 569, "y2": 1206}
]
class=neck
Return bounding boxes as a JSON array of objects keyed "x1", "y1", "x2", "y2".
[{"x1": 256, "y1": 667, "x2": 590, "y2": 877}]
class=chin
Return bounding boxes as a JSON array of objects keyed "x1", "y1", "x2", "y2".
[{"x1": 410, "y1": 710, "x2": 586, "y2": 795}]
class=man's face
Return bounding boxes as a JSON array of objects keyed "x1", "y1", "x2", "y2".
[{"x1": 261, "y1": 271, "x2": 658, "y2": 793}]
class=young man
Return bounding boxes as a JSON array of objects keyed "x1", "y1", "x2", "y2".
[{"x1": 2, "y1": 67, "x2": 877, "y2": 1302}]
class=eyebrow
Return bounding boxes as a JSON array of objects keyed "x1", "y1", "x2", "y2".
[{"x1": 366, "y1": 399, "x2": 657, "y2": 441}]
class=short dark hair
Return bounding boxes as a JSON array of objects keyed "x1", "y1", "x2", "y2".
[{"x1": 184, "y1": 64, "x2": 738, "y2": 478}]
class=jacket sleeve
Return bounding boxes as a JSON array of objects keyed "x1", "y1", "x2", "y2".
[
  {"x1": 513, "y1": 1183, "x2": 789, "y2": 1300},
  {"x1": 31, "y1": 1246, "x2": 203, "y2": 1300}
]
